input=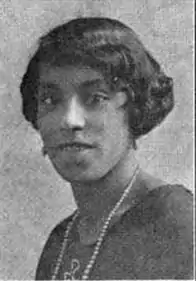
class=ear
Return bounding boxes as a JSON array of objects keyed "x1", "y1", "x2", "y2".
[{"x1": 114, "y1": 90, "x2": 128, "y2": 108}]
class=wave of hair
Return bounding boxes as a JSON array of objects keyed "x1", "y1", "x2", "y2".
[{"x1": 20, "y1": 17, "x2": 174, "y2": 138}]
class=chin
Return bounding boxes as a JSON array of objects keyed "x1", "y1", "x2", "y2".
[
  {"x1": 51, "y1": 161, "x2": 102, "y2": 183},
  {"x1": 49, "y1": 151, "x2": 119, "y2": 183},
  {"x1": 61, "y1": 171, "x2": 102, "y2": 183}
]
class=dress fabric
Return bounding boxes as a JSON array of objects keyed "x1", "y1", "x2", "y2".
[{"x1": 35, "y1": 172, "x2": 193, "y2": 280}]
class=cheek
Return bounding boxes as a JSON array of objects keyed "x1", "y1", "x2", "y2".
[
  {"x1": 102, "y1": 109, "x2": 129, "y2": 147},
  {"x1": 37, "y1": 114, "x2": 59, "y2": 141}
]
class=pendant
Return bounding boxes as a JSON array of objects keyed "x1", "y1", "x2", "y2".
[{"x1": 64, "y1": 259, "x2": 80, "y2": 280}]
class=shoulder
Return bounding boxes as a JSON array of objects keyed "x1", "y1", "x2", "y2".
[
  {"x1": 130, "y1": 169, "x2": 193, "y2": 225},
  {"x1": 149, "y1": 185, "x2": 193, "y2": 278},
  {"x1": 132, "y1": 169, "x2": 193, "y2": 223},
  {"x1": 143, "y1": 184, "x2": 193, "y2": 223},
  {"x1": 144, "y1": 183, "x2": 192, "y2": 208},
  {"x1": 35, "y1": 212, "x2": 76, "y2": 280},
  {"x1": 149, "y1": 184, "x2": 193, "y2": 244},
  {"x1": 129, "y1": 182, "x2": 193, "y2": 231},
  {"x1": 124, "y1": 183, "x2": 193, "y2": 279}
]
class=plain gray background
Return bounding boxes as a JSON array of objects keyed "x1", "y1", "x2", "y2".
[{"x1": 0, "y1": 0, "x2": 194, "y2": 279}]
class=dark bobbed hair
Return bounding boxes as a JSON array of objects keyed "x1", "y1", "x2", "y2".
[{"x1": 20, "y1": 17, "x2": 174, "y2": 139}]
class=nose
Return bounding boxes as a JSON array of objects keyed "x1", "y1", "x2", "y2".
[{"x1": 60, "y1": 96, "x2": 85, "y2": 131}]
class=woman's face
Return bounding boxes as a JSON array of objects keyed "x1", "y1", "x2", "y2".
[{"x1": 37, "y1": 63, "x2": 132, "y2": 182}]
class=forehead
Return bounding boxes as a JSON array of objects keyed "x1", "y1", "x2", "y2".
[{"x1": 38, "y1": 63, "x2": 106, "y2": 87}]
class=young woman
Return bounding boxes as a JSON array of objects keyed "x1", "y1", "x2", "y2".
[{"x1": 20, "y1": 17, "x2": 193, "y2": 280}]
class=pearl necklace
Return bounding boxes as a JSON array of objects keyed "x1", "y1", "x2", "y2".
[{"x1": 51, "y1": 165, "x2": 139, "y2": 280}]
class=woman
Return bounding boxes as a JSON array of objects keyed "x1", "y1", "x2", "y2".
[{"x1": 20, "y1": 17, "x2": 193, "y2": 280}]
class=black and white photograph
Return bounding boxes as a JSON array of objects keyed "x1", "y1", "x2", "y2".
[{"x1": 0, "y1": 0, "x2": 194, "y2": 280}]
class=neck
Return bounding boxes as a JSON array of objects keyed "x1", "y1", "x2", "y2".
[{"x1": 71, "y1": 148, "x2": 138, "y2": 221}]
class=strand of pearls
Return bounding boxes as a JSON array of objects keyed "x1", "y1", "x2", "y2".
[
  {"x1": 51, "y1": 211, "x2": 79, "y2": 280},
  {"x1": 51, "y1": 165, "x2": 139, "y2": 280}
]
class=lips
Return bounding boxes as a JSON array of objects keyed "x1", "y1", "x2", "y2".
[{"x1": 56, "y1": 142, "x2": 94, "y2": 150}]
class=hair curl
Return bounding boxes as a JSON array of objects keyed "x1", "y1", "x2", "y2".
[{"x1": 20, "y1": 17, "x2": 174, "y2": 139}]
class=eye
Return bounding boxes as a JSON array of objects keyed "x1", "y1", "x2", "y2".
[
  {"x1": 85, "y1": 92, "x2": 109, "y2": 106},
  {"x1": 39, "y1": 92, "x2": 61, "y2": 107},
  {"x1": 43, "y1": 97, "x2": 52, "y2": 105},
  {"x1": 40, "y1": 96, "x2": 57, "y2": 106},
  {"x1": 38, "y1": 83, "x2": 62, "y2": 107}
]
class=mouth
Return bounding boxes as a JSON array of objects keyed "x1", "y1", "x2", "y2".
[{"x1": 56, "y1": 142, "x2": 95, "y2": 151}]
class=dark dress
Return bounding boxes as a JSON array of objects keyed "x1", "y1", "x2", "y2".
[{"x1": 35, "y1": 170, "x2": 193, "y2": 280}]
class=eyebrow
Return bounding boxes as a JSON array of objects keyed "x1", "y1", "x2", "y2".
[
  {"x1": 38, "y1": 82, "x2": 60, "y2": 89},
  {"x1": 39, "y1": 78, "x2": 108, "y2": 91},
  {"x1": 79, "y1": 78, "x2": 106, "y2": 88}
]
